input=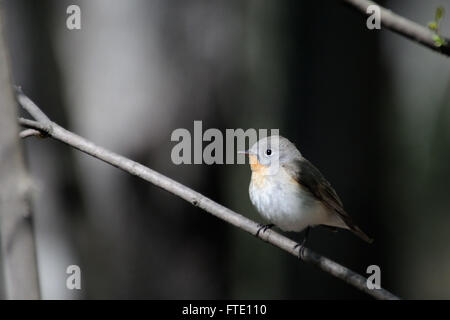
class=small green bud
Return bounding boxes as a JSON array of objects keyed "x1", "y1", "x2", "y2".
[
  {"x1": 436, "y1": 6, "x2": 445, "y2": 21},
  {"x1": 433, "y1": 34, "x2": 446, "y2": 47},
  {"x1": 429, "y1": 21, "x2": 438, "y2": 30}
]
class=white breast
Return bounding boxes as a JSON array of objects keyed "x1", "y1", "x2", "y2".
[{"x1": 249, "y1": 168, "x2": 330, "y2": 232}]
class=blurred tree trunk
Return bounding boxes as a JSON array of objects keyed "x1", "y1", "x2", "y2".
[
  {"x1": 3, "y1": 0, "x2": 86, "y2": 299},
  {"x1": 0, "y1": 12, "x2": 40, "y2": 299}
]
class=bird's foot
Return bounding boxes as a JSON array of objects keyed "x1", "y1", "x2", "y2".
[
  {"x1": 293, "y1": 242, "x2": 307, "y2": 259},
  {"x1": 294, "y1": 227, "x2": 310, "y2": 259},
  {"x1": 256, "y1": 223, "x2": 274, "y2": 237}
]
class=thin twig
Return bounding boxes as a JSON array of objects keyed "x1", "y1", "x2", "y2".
[
  {"x1": 19, "y1": 128, "x2": 42, "y2": 139},
  {"x1": 17, "y1": 93, "x2": 401, "y2": 300},
  {"x1": 16, "y1": 87, "x2": 51, "y2": 124},
  {"x1": 18, "y1": 117, "x2": 52, "y2": 134},
  {"x1": 342, "y1": 0, "x2": 450, "y2": 56}
]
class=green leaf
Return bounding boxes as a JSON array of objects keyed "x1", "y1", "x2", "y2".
[
  {"x1": 436, "y1": 6, "x2": 445, "y2": 22},
  {"x1": 429, "y1": 21, "x2": 438, "y2": 30},
  {"x1": 433, "y1": 34, "x2": 446, "y2": 47}
]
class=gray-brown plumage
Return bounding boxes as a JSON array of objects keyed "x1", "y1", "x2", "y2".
[
  {"x1": 246, "y1": 135, "x2": 373, "y2": 244},
  {"x1": 284, "y1": 158, "x2": 373, "y2": 243}
]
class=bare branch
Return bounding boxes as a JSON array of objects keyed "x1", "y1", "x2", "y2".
[
  {"x1": 17, "y1": 94, "x2": 400, "y2": 300},
  {"x1": 18, "y1": 118, "x2": 53, "y2": 134},
  {"x1": 16, "y1": 88, "x2": 51, "y2": 124},
  {"x1": 342, "y1": 0, "x2": 450, "y2": 56},
  {"x1": 19, "y1": 129, "x2": 42, "y2": 139}
]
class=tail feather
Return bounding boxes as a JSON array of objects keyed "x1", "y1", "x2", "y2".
[
  {"x1": 322, "y1": 222, "x2": 374, "y2": 243},
  {"x1": 331, "y1": 210, "x2": 374, "y2": 244},
  {"x1": 349, "y1": 225, "x2": 374, "y2": 244}
]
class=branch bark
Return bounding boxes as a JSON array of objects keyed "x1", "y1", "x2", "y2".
[
  {"x1": 0, "y1": 15, "x2": 40, "y2": 298},
  {"x1": 17, "y1": 92, "x2": 400, "y2": 300},
  {"x1": 19, "y1": 129, "x2": 42, "y2": 139},
  {"x1": 342, "y1": 0, "x2": 450, "y2": 56}
]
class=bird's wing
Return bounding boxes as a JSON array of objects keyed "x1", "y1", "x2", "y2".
[
  {"x1": 283, "y1": 158, "x2": 344, "y2": 214},
  {"x1": 283, "y1": 158, "x2": 373, "y2": 243}
]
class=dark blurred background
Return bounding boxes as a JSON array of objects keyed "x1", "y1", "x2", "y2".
[{"x1": 1, "y1": 0, "x2": 450, "y2": 299}]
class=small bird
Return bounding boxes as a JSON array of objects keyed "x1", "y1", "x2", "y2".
[{"x1": 242, "y1": 135, "x2": 373, "y2": 254}]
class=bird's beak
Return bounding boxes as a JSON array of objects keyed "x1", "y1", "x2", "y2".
[{"x1": 238, "y1": 150, "x2": 250, "y2": 156}]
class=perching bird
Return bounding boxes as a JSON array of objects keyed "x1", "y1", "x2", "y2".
[{"x1": 242, "y1": 135, "x2": 373, "y2": 254}]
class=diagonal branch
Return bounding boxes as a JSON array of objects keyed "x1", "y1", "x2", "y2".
[
  {"x1": 17, "y1": 91, "x2": 400, "y2": 300},
  {"x1": 342, "y1": 0, "x2": 450, "y2": 56}
]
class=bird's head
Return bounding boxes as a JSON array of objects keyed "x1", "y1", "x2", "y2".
[{"x1": 241, "y1": 135, "x2": 301, "y2": 175}]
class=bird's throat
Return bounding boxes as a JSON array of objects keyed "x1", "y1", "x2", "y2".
[
  {"x1": 249, "y1": 155, "x2": 267, "y2": 173},
  {"x1": 249, "y1": 155, "x2": 269, "y2": 188}
]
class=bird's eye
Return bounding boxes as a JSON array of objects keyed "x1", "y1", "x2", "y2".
[{"x1": 265, "y1": 149, "x2": 272, "y2": 156}]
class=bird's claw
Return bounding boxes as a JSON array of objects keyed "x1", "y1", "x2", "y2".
[
  {"x1": 256, "y1": 223, "x2": 274, "y2": 237},
  {"x1": 294, "y1": 242, "x2": 307, "y2": 259}
]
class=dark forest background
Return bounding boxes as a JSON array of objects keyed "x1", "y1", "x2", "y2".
[{"x1": 1, "y1": 0, "x2": 450, "y2": 299}]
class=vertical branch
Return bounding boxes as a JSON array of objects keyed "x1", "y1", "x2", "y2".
[{"x1": 0, "y1": 12, "x2": 40, "y2": 299}]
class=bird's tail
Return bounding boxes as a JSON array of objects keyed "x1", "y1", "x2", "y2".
[
  {"x1": 349, "y1": 225, "x2": 374, "y2": 244},
  {"x1": 329, "y1": 209, "x2": 374, "y2": 243}
]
